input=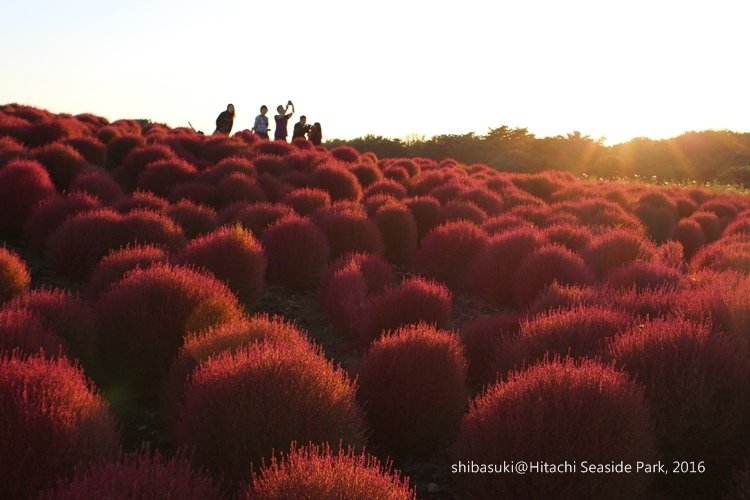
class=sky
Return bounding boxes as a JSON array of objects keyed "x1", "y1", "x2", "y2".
[{"x1": 1, "y1": 0, "x2": 748, "y2": 145}]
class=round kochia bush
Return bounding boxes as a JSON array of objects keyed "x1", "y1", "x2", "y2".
[
  {"x1": 451, "y1": 359, "x2": 657, "y2": 500},
  {"x1": 281, "y1": 187, "x2": 331, "y2": 216},
  {"x1": 174, "y1": 225, "x2": 267, "y2": 307},
  {"x1": 0, "y1": 353, "x2": 120, "y2": 499},
  {"x1": 606, "y1": 317, "x2": 750, "y2": 497},
  {"x1": 357, "y1": 323, "x2": 468, "y2": 456},
  {"x1": 261, "y1": 216, "x2": 329, "y2": 289},
  {"x1": 41, "y1": 450, "x2": 223, "y2": 500},
  {"x1": 311, "y1": 164, "x2": 363, "y2": 201},
  {"x1": 86, "y1": 244, "x2": 168, "y2": 299},
  {"x1": 96, "y1": 264, "x2": 243, "y2": 396},
  {"x1": 584, "y1": 228, "x2": 655, "y2": 278},
  {"x1": 461, "y1": 313, "x2": 520, "y2": 390},
  {"x1": 173, "y1": 341, "x2": 366, "y2": 482},
  {"x1": 0, "y1": 247, "x2": 31, "y2": 304},
  {"x1": 373, "y1": 202, "x2": 417, "y2": 265},
  {"x1": 312, "y1": 204, "x2": 383, "y2": 260},
  {"x1": 24, "y1": 192, "x2": 100, "y2": 255},
  {"x1": 414, "y1": 221, "x2": 489, "y2": 290},
  {"x1": 245, "y1": 443, "x2": 416, "y2": 500},
  {"x1": 0, "y1": 308, "x2": 67, "y2": 356},
  {"x1": 0, "y1": 159, "x2": 56, "y2": 236}
]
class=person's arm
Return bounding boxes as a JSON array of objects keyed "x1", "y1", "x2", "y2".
[{"x1": 286, "y1": 102, "x2": 294, "y2": 118}]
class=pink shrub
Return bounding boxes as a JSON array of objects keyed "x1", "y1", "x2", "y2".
[
  {"x1": 216, "y1": 172, "x2": 267, "y2": 207},
  {"x1": 253, "y1": 154, "x2": 290, "y2": 177},
  {"x1": 357, "y1": 323, "x2": 467, "y2": 456},
  {"x1": 173, "y1": 341, "x2": 366, "y2": 481},
  {"x1": 0, "y1": 308, "x2": 67, "y2": 356},
  {"x1": 373, "y1": 203, "x2": 417, "y2": 265},
  {"x1": 458, "y1": 187, "x2": 504, "y2": 215},
  {"x1": 245, "y1": 443, "x2": 415, "y2": 500},
  {"x1": 0, "y1": 353, "x2": 120, "y2": 499},
  {"x1": 166, "y1": 200, "x2": 217, "y2": 239},
  {"x1": 480, "y1": 214, "x2": 534, "y2": 235},
  {"x1": 0, "y1": 247, "x2": 31, "y2": 304},
  {"x1": 311, "y1": 164, "x2": 363, "y2": 202},
  {"x1": 320, "y1": 252, "x2": 396, "y2": 299},
  {"x1": 69, "y1": 168, "x2": 124, "y2": 204},
  {"x1": 136, "y1": 158, "x2": 197, "y2": 197},
  {"x1": 360, "y1": 277, "x2": 452, "y2": 347},
  {"x1": 604, "y1": 261, "x2": 683, "y2": 291},
  {"x1": 404, "y1": 196, "x2": 441, "y2": 239},
  {"x1": 34, "y1": 142, "x2": 90, "y2": 191},
  {"x1": 120, "y1": 209, "x2": 186, "y2": 251},
  {"x1": 438, "y1": 200, "x2": 487, "y2": 225},
  {"x1": 45, "y1": 209, "x2": 125, "y2": 280},
  {"x1": 451, "y1": 359, "x2": 656, "y2": 500},
  {"x1": 607, "y1": 317, "x2": 750, "y2": 497},
  {"x1": 330, "y1": 145, "x2": 360, "y2": 163},
  {"x1": 584, "y1": 229, "x2": 655, "y2": 277},
  {"x1": 117, "y1": 144, "x2": 176, "y2": 189},
  {"x1": 281, "y1": 187, "x2": 331, "y2": 216},
  {"x1": 312, "y1": 205, "x2": 383, "y2": 260},
  {"x1": 670, "y1": 218, "x2": 706, "y2": 260},
  {"x1": 690, "y1": 210, "x2": 722, "y2": 242},
  {"x1": 461, "y1": 313, "x2": 520, "y2": 390},
  {"x1": 350, "y1": 163, "x2": 383, "y2": 188},
  {"x1": 468, "y1": 227, "x2": 544, "y2": 305},
  {"x1": 690, "y1": 238, "x2": 750, "y2": 274},
  {"x1": 174, "y1": 225, "x2": 267, "y2": 306},
  {"x1": 200, "y1": 156, "x2": 255, "y2": 183},
  {"x1": 86, "y1": 245, "x2": 168, "y2": 299},
  {"x1": 0, "y1": 159, "x2": 56, "y2": 236},
  {"x1": 543, "y1": 223, "x2": 593, "y2": 253},
  {"x1": 512, "y1": 244, "x2": 595, "y2": 307},
  {"x1": 25, "y1": 193, "x2": 101, "y2": 255},
  {"x1": 96, "y1": 264, "x2": 243, "y2": 395},
  {"x1": 413, "y1": 221, "x2": 489, "y2": 290},
  {"x1": 253, "y1": 139, "x2": 294, "y2": 157},
  {"x1": 261, "y1": 216, "x2": 329, "y2": 289},
  {"x1": 42, "y1": 450, "x2": 223, "y2": 500},
  {"x1": 363, "y1": 179, "x2": 408, "y2": 200}
]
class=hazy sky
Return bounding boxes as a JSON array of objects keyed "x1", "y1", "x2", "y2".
[{"x1": 1, "y1": 1, "x2": 748, "y2": 144}]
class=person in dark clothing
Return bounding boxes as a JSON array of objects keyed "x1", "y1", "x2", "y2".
[
  {"x1": 292, "y1": 115, "x2": 312, "y2": 140},
  {"x1": 252, "y1": 105, "x2": 270, "y2": 139},
  {"x1": 274, "y1": 101, "x2": 294, "y2": 141},
  {"x1": 308, "y1": 122, "x2": 322, "y2": 146},
  {"x1": 214, "y1": 103, "x2": 235, "y2": 135}
]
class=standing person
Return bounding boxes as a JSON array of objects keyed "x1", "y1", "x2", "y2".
[
  {"x1": 214, "y1": 103, "x2": 235, "y2": 135},
  {"x1": 308, "y1": 122, "x2": 323, "y2": 146},
  {"x1": 252, "y1": 105, "x2": 270, "y2": 139},
  {"x1": 274, "y1": 101, "x2": 294, "y2": 141},
  {"x1": 292, "y1": 115, "x2": 312, "y2": 140}
]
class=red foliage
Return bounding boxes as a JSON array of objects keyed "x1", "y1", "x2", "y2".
[
  {"x1": 0, "y1": 353, "x2": 120, "y2": 499},
  {"x1": 451, "y1": 358, "x2": 656, "y2": 500},
  {"x1": 363, "y1": 179, "x2": 408, "y2": 200},
  {"x1": 106, "y1": 134, "x2": 146, "y2": 168},
  {"x1": 690, "y1": 210, "x2": 722, "y2": 242},
  {"x1": 413, "y1": 221, "x2": 489, "y2": 290},
  {"x1": 321, "y1": 262, "x2": 368, "y2": 339},
  {"x1": 330, "y1": 145, "x2": 360, "y2": 163},
  {"x1": 543, "y1": 223, "x2": 593, "y2": 253},
  {"x1": 253, "y1": 154, "x2": 290, "y2": 177},
  {"x1": 670, "y1": 218, "x2": 706, "y2": 260},
  {"x1": 253, "y1": 139, "x2": 294, "y2": 156},
  {"x1": 95, "y1": 264, "x2": 243, "y2": 395},
  {"x1": 166, "y1": 200, "x2": 217, "y2": 239},
  {"x1": 461, "y1": 313, "x2": 520, "y2": 390},
  {"x1": 245, "y1": 443, "x2": 416, "y2": 500},
  {"x1": 311, "y1": 164, "x2": 363, "y2": 202},
  {"x1": 689, "y1": 238, "x2": 750, "y2": 274},
  {"x1": 320, "y1": 252, "x2": 396, "y2": 298},
  {"x1": 174, "y1": 225, "x2": 267, "y2": 306},
  {"x1": 357, "y1": 323, "x2": 467, "y2": 456},
  {"x1": 0, "y1": 159, "x2": 56, "y2": 236},
  {"x1": 117, "y1": 144, "x2": 176, "y2": 189},
  {"x1": 438, "y1": 200, "x2": 487, "y2": 225},
  {"x1": 25, "y1": 193, "x2": 100, "y2": 255},
  {"x1": 583, "y1": 228, "x2": 655, "y2": 277},
  {"x1": 135, "y1": 158, "x2": 197, "y2": 197},
  {"x1": 604, "y1": 261, "x2": 683, "y2": 291},
  {"x1": 403, "y1": 196, "x2": 441, "y2": 239},
  {"x1": 201, "y1": 156, "x2": 255, "y2": 183},
  {"x1": 62, "y1": 136, "x2": 106, "y2": 167},
  {"x1": 312, "y1": 205, "x2": 383, "y2": 260},
  {"x1": 42, "y1": 450, "x2": 223, "y2": 500},
  {"x1": 45, "y1": 208, "x2": 124, "y2": 280},
  {"x1": 467, "y1": 227, "x2": 544, "y2": 305},
  {"x1": 69, "y1": 168, "x2": 124, "y2": 204},
  {"x1": 374, "y1": 203, "x2": 417, "y2": 265},
  {"x1": 261, "y1": 216, "x2": 330, "y2": 289},
  {"x1": 173, "y1": 341, "x2": 366, "y2": 481},
  {"x1": 458, "y1": 187, "x2": 504, "y2": 215},
  {"x1": 216, "y1": 172, "x2": 268, "y2": 208},
  {"x1": 167, "y1": 181, "x2": 218, "y2": 206},
  {"x1": 0, "y1": 308, "x2": 67, "y2": 356},
  {"x1": 281, "y1": 187, "x2": 331, "y2": 216},
  {"x1": 0, "y1": 247, "x2": 31, "y2": 304},
  {"x1": 360, "y1": 277, "x2": 452, "y2": 347},
  {"x1": 224, "y1": 202, "x2": 296, "y2": 236},
  {"x1": 86, "y1": 245, "x2": 168, "y2": 299},
  {"x1": 607, "y1": 317, "x2": 750, "y2": 496},
  {"x1": 119, "y1": 209, "x2": 186, "y2": 251},
  {"x1": 34, "y1": 142, "x2": 90, "y2": 191},
  {"x1": 350, "y1": 163, "x2": 384, "y2": 188},
  {"x1": 113, "y1": 191, "x2": 169, "y2": 213}
]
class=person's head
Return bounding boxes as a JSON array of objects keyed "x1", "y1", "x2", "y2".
[
  {"x1": 276, "y1": 105, "x2": 284, "y2": 114},
  {"x1": 260, "y1": 105, "x2": 268, "y2": 115},
  {"x1": 299, "y1": 115, "x2": 307, "y2": 125},
  {"x1": 227, "y1": 104, "x2": 235, "y2": 115},
  {"x1": 313, "y1": 122, "x2": 321, "y2": 130}
]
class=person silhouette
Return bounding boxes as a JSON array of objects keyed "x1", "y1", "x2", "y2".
[
  {"x1": 274, "y1": 101, "x2": 294, "y2": 141},
  {"x1": 292, "y1": 115, "x2": 312, "y2": 140},
  {"x1": 214, "y1": 103, "x2": 235, "y2": 135},
  {"x1": 308, "y1": 122, "x2": 322, "y2": 146},
  {"x1": 253, "y1": 105, "x2": 270, "y2": 139}
]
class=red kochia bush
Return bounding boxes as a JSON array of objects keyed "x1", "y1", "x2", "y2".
[
  {"x1": 64, "y1": 135, "x2": 106, "y2": 166},
  {"x1": 669, "y1": 218, "x2": 706, "y2": 260},
  {"x1": 468, "y1": 227, "x2": 544, "y2": 305},
  {"x1": 330, "y1": 145, "x2": 360, "y2": 163},
  {"x1": 438, "y1": 200, "x2": 487, "y2": 225},
  {"x1": 245, "y1": 443, "x2": 416, "y2": 500},
  {"x1": 41, "y1": 450, "x2": 223, "y2": 500},
  {"x1": 69, "y1": 168, "x2": 124, "y2": 204},
  {"x1": 312, "y1": 205, "x2": 384, "y2": 260},
  {"x1": 25, "y1": 193, "x2": 100, "y2": 255},
  {"x1": 512, "y1": 244, "x2": 595, "y2": 308},
  {"x1": 86, "y1": 245, "x2": 168, "y2": 299},
  {"x1": 461, "y1": 313, "x2": 521, "y2": 390},
  {"x1": 543, "y1": 223, "x2": 593, "y2": 253},
  {"x1": 46, "y1": 209, "x2": 124, "y2": 280},
  {"x1": 320, "y1": 252, "x2": 396, "y2": 299},
  {"x1": 113, "y1": 191, "x2": 169, "y2": 213},
  {"x1": 0, "y1": 247, "x2": 31, "y2": 304},
  {"x1": 96, "y1": 264, "x2": 243, "y2": 395},
  {"x1": 0, "y1": 159, "x2": 56, "y2": 236},
  {"x1": 374, "y1": 203, "x2": 418, "y2": 265},
  {"x1": 117, "y1": 144, "x2": 176, "y2": 189},
  {"x1": 357, "y1": 324, "x2": 468, "y2": 456},
  {"x1": 350, "y1": 163, "x2": 383, "y2": 188},
  {"x1": 0, "y1": 308, "x2": 67, "y2": 356},
  {"x1": 311, "y1": 164, "x2": 363, "y2": 202},
  {"x1": 0, "y1": 353, "x2": 120, "y2": 499},
  {"x1": 216, "y1": 172, "x2": 268, "y2": 208},
  {"x1": 226, "y1": 202, "x2": 296, "y2": 236},
  {"x1": 404, "y1": 196, "x2": 441, "y2": 239},
  {"x1": 136, "y1": 158, "x2": 197, "y2": 197},
  {"x1": 363, "y1": 179, "x2": 408, "y2": 200},
  {"x1": 604, "y1": 261, "x2": 683, "y2": 291},
  {"x1": 173, "y1": 341, "x2": 366, "y2": 481},
  {"x1": 360, "y1": 277, "x2": 452, "y2": 347},
  {"x1": 607, "y1": 317, "x2": 750, "y2": 497},
  {"x1": 321, "y1": 262, "x2": 368, "y2": 339},
  {"x1": 166, "y1": 200, "x2": 217, "y2": 239},
  {"x1": 119, "y1": 209, "x2": 186, "y2": 251},
  {"x1": 106, "y1": 134, "x2": 146, "y2": 168},
  {"x1": 261, "y1": 216, "x2": 329, "y2": 289},
  {"x1": 281, "y1": 187, "x2": 331, "y2": 216},
  {"x1": 174, "y1": 225, "x2": 267, "y2": 307},
  {"x1": 413, "y1": 221, "x2": 489, "y2": 290},
  {"x1": 584, "y1": 228, "x2": 655, "y2": 277},
  {"x1": 34, "y1": 142, "x2": 90, "y2": 190},
  {"x1": 451, "y1": 359, "x2": 657, "y2": 500}
]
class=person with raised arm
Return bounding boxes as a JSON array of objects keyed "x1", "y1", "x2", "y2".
[{"x1": 274, "y1": 100, "x2": 294, "y2": 142}]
